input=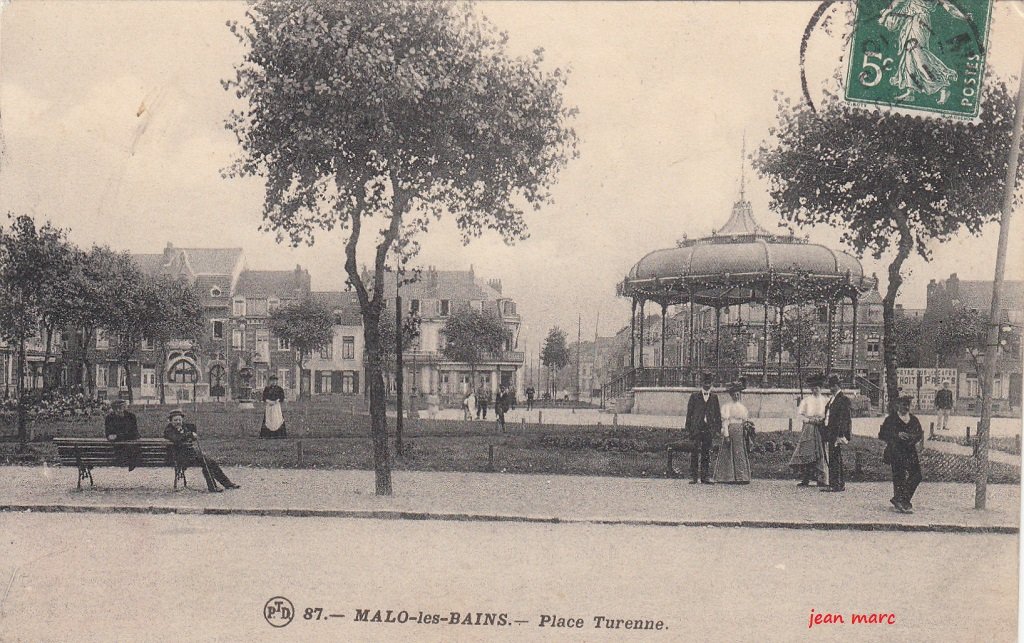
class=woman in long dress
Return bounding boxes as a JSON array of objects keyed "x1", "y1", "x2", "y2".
[
  {"x1": 879, "y1": 0, "x2": 972, "y2": 104},
  {"x1": 714, "y1": 382, "x2": 752, "y2": 484},
  {"x1": 788, "y1": 373, "x2": 828, "y2": 486},
  {"x1": 259, "y1": 375, "x2": 287, "y2": 439}
]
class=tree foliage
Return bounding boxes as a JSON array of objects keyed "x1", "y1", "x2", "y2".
[
  {"x1": 440, "y1": 307, "x2": 510, "y2": 374},
  {"x1": 143, "y1": 275, "x2": 204, "y2": 404},
  {"x1": 225, "y1": 0, "x2": 578, "y2": 495},
  {"x1": 755, "y1": 79, "x2": 1022, "y2": 407},
  {"x1": 268, "y1": 298, "x2": 334, "y2": 399},
  {"x1": 771, "y1": 305, "x2": 828, "y2": 386}
]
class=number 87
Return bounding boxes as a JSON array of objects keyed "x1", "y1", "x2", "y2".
[{"x1": 859, "y1": 51, "x2": 894, "y2": 87}]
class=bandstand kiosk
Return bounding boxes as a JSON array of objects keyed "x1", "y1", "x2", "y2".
[{"x1": 609, "y1": 192, "x2": 877, "y2": 417}]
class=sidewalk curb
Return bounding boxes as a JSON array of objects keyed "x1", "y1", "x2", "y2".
[{"x1": 0, "y1": 503, "x2": 1016, "y2": 534}]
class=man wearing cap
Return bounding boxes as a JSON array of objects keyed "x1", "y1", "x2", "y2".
[
  {"x1": 934, "y1": 380, "x2": 954, "y2": 431},
  {"x1": 104, "y1": 399, "x2": 140, "y2": 471},
  {"x1": 879, "y1": 395, "x2": 923, "y2": 513},
  {"x1": 821, "y1": 374, "x2": 852, "y2": 492},
  {"x1": 163, "y1": 409, "x2": 239, "y2": 492},
  {"x1": 685, "y1": 372, "x2": 722, "y2": 484}
]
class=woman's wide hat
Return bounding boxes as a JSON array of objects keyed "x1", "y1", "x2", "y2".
[
  {"x1": 726, "y1": 381, "x2": 745, "y2": 394},
  {"x1": 168, "y1": 409, "x2": 185, "y2": 419}
]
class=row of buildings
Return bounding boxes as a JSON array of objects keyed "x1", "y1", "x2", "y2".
[{"x1": 0, "y1": 243, "x2": 524, "y2": 405}]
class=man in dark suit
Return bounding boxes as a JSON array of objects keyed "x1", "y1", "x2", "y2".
[
  {"x1": 104, "y1": 399, "x2": 140, "y2": 471},
  {"x1": 164, "y1": 409, "x2": 240, "y2": 492},
  {"x1": 821, "y1": 374, "x2": 852, "y2": 492},
  {"x1": 685, "y1": 372, "x2": 722, "y2": 484}
]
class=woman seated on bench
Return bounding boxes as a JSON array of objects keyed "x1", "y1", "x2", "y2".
[
  {"x1": 163, "y1": 409, "x2": 240, "y2": 492},
  {"x1": 105, "y1": 399, "x2": 141, "y2": 471}
]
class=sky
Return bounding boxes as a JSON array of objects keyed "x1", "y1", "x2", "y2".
[{"x1": 1, "y1": 1, "x2": 1023, "y2": 357}]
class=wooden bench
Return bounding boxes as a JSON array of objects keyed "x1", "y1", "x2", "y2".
[{"x1": 53, "y1": 438, "x2": 189, "y2": 490}]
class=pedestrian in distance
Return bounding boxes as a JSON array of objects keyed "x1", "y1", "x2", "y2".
[
  {"x1": 462, "y1": 389, "x2": 476, "y2": 421},
  {"x1": 821, "y1": 374, "x2": 852, "y2": 492},
  {"x1": 495, "y1": 385, "x2": 509, "y2": 432},
  {"x1": 476, "y1": 385, "x2": 490, "y2": 420},
  {"x1": 259, "y1": 374, "x2": 288, "y2": 439},
  {"x1": 104, "y1": 399, "x2": 140, "y2": 472},
  {"x1": 934, "y1": 380, "x2": 954, "y2": 431},
  {"x1": 789, "y1": 373, "x2": 829, "y2": 487},
  {"x1": 879, "y1": 395, "x2": 924, "y2": 514},
  {"x1": 525, "y1": 386, "x2": 535, "y2": 411},
  {"x1": 685, "y1": 372, "x2": 722, "y2": 485},
  {"x1": 163, "y1": 409, "x2": 240, "y2": 492},
  {"x1": 714, "y1": 381, "x2": 751, "y2": 484}
]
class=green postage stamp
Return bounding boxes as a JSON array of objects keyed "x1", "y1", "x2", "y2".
[{"x1": 845, "y1": 0, "x2": 993, "y2": 119}]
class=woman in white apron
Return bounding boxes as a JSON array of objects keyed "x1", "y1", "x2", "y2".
[{"x1": 260, "y1": 374, "x2": 288, "y2": 439}]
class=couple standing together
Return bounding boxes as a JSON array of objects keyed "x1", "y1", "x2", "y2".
[
  {"x1": 789, "y1": 373, "x2": 852, "y2": 492},
  {"x1": 685, "y1": 373, "x2": 752, "y2": 484}
]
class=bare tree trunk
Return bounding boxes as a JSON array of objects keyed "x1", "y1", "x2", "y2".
[
  {"x1": 882, "y1": 219, "x2": 913, "y2": 413},
  {"x1": 122, "y1": 353, "x2": 134, "y2": 403},
  {"x1": 158, "y1": 345, "x2": 167, "y2": 405},
  {"x1": 363, "y1": 310, "x2": 392, "y2": 496}
]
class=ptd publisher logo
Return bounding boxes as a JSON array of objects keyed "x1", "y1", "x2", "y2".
[{"x1": 264, "y1": 596, "x2": 295, "y2": 628}]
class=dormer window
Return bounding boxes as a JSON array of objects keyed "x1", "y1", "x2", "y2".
[
  {"x1": 233, "y1": 297, "x2": 246, "y2": 317},
  {"x1": 268, "y1": 297, "x2": 280, "y2": 312},
  {"x1": 210, "y1": 286, "x2": 223, "y2": 298}
]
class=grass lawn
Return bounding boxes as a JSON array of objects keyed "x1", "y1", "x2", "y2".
[
  {"x1": 931, "y1": 434, "x2": 1022, "y2": 456},
  {"x1": 1, "y1": 403, "x2": 1018, "y2": 484}
]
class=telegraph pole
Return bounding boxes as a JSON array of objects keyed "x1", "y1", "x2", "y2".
[{"x1": 976, "y1": 54, "x2": 1024, "y2": 510}]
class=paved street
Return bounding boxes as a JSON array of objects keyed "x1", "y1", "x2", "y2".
[
  {"x1": 0, "y1": 512, "x2": 1016, "y2": 642},
  {"x1": 0, "y1": 466, "x2": 1017, "y2": 532}
]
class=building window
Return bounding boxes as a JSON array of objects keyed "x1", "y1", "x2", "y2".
[
  {"x1": 117, "y1": 366, "x2": 129, "y2": 388},
  {"x1": 278, "y1": 368, "x2": 290, "y2": 389},
  {"x1": 440, "y1": 300, "x2": 450, "y2": 316},
  {"x1": 278, "y1": 336, "x2": 290, "y2": 351},
  {"x1": 96, "y1": 364, "x2": 109, "y2": 387},
  {"x1": 504, "y1": 301, "x2": 517, "y2": 316},
  {"x1": 320, "y1": 344, "x2": 333, "y2": 360},
  {"x1": 342, "y1": 372, "x2": 355, "y2": 394},
  {"x1": 256, "y1": 330, "x2": 270, "y2": 362},
  {"x1": 212, "y1": 320, "x2": 224, "y2": 339},
  {"x1": 141, "y1": 337, "x2": 155, "y2": 351},
  {"x1": 231, "y1": 329, "x2": 243, "y2": 349},
  {"x1": 817, "y1": 305, "x2": 829, "y2": 323},
  {"x1": 141, "y1": 368, "x2": 156, "y2": 392},
  {"x1": 866, "y1": 337, "x2": 881, "y2": 360},
  {"x1": 410, "y1": 299, "x2": 420, "y2": 314},
  {"x1": 233, "y1": 297, "x2": 246, "y2": 317},
  {"x1": 95, "y1": 329, "x2": 109, "y2": 350},
  {"x1": 249, "y1": 298, "x2": 269, "y2": 316},
  {"x1": 342, "y1": 336, "x2": 355, "y2": 360},
  {"x1": 210, "y1": 286, "x2": 222, "y2": 298},
  {"x1": 319, "y1": 371, "x2": 333, "y2": 393},
  {"x1": 471, "y1": 300, "x2": 483, "y2": 312},
  {"x1": 268, "y1": 297, "x2": 280, "y2": 313}
]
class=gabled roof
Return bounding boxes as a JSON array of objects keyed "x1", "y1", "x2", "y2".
[
  {"x1": 171, "y1": 247, "x2": 244, "y2": 275},
  {"x1": 312, "y1": 291, "x2": 362, "y2": 326},
  {"x1": 236, "y1": 269, "x2": 311, "y2": 299}
]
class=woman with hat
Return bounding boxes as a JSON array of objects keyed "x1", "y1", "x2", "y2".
[
  {"x1": 713, "y1": 381, "x2": 752, "y2": 483},
  {"x1": 163, "y1": 409, "x2": 240, "y2": 492},
  {"x1": 789, "y1": 373, "x2": 829, "y2": 487}
]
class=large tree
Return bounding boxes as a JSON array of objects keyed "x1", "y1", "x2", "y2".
[
  {"x1": 441, "y1": 306, "x2": 510, "y2": 385},
  {"x1": 226, "y1": 1, "x2": 578, "y2": 495},
  {"x1": 0, "y1": 215, "x2": 71, "y2": 442},
  {"x1": 99, "y1": 252, "x2": 148, "y2": 403},
  {"x1": 755, "y1": 80, "x2": 1022, "y2": 409},
  {"x1": 268, "y1": 298, "x2": 334, "y2": 400}
]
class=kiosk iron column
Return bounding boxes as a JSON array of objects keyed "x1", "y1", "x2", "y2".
[
  {"x1": 761, "y1": 300, "x2": 769, "y2": 386},
  {"x1": 629, "y1": 298, "x2": 637, "y2": 370},
  {"x1": 638, "y1": 300, "x2": 646, "y2": 370},
  {"x1": 850, "y1": 297, "x2": 859, "y2": 389}
]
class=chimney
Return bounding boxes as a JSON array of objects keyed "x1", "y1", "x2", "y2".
[
  {"x1": 488, "y1": 278, "x2": 502, "y2": 294},
  {"x1": 163, "y1": 242, "x2": 175, "y2": 262}
]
